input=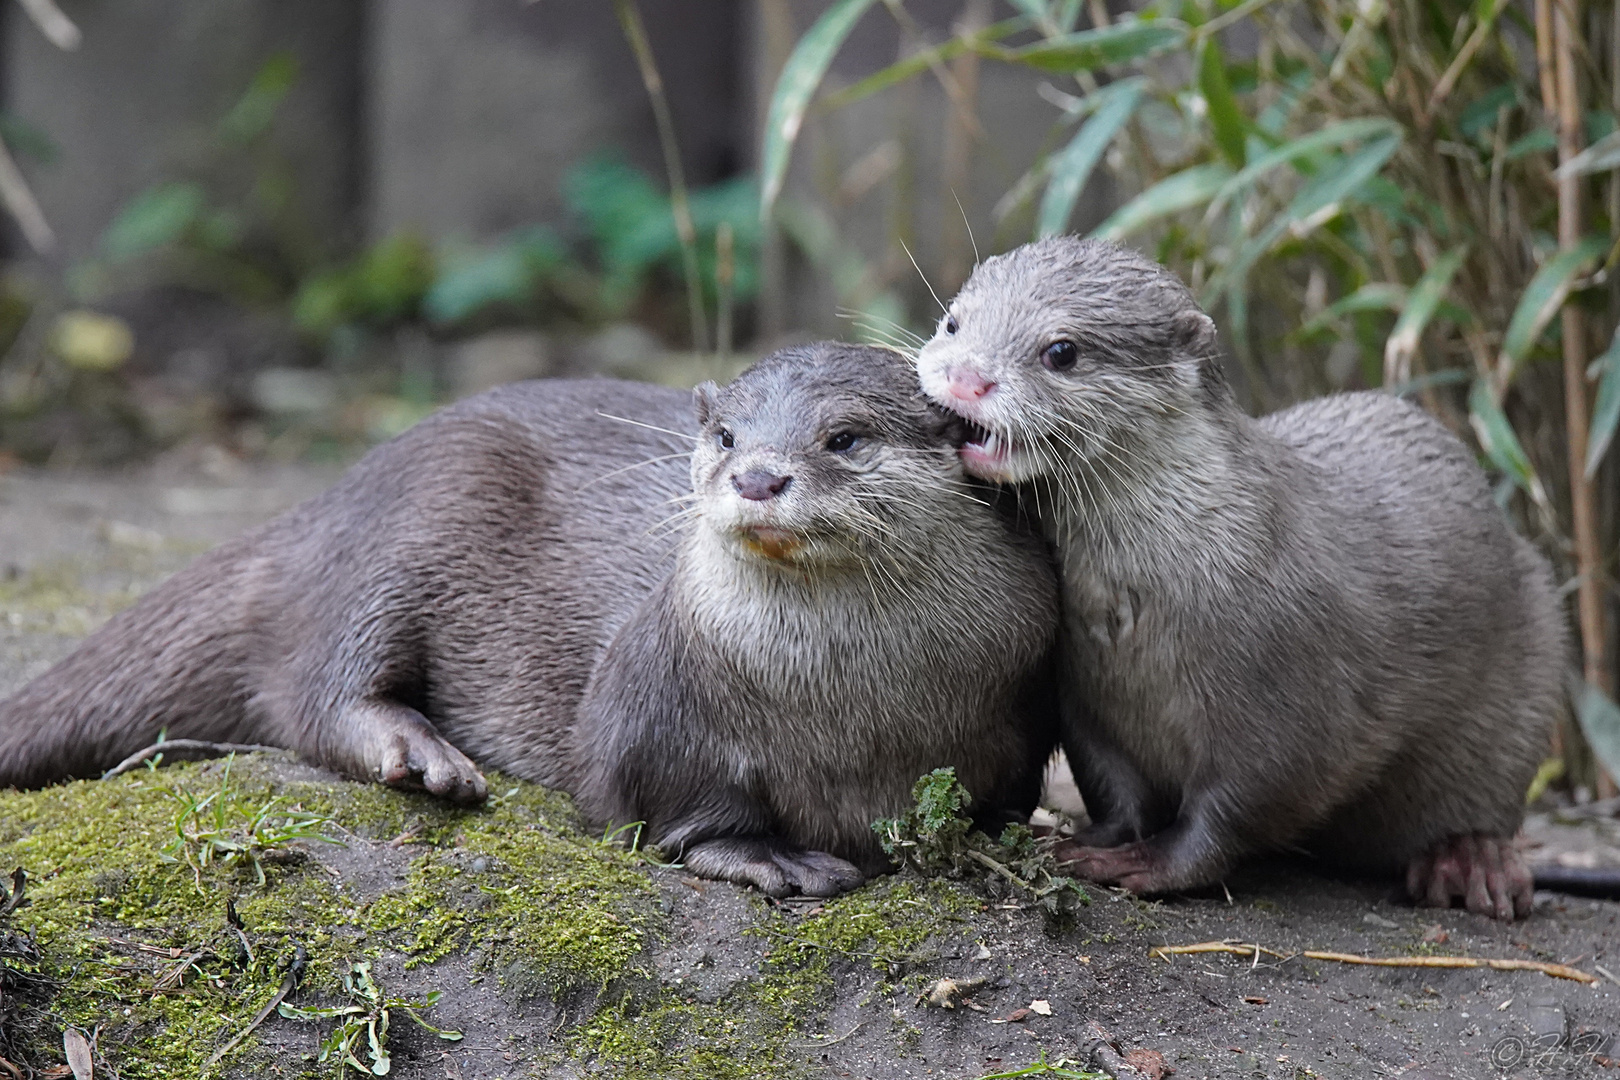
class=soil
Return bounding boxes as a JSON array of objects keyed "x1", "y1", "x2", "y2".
[{"x1": 2, "y1": 456, "x2": 1619, "y2": 1080}]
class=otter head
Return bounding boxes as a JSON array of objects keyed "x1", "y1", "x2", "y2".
[
  {"x1": 690, "y1": 342, "x2": 970, "y2": 571},
  {"x1": 915, "y1": 236, "x2": 1222, "y2": 483}
]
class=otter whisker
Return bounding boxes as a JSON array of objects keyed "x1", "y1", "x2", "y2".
[
  {"x1": 951, "y1": 189, "x2": 981, "y2": 268},
  {"x1": 899, "y1": 238, "x2": 947, "y2": 315},
  {"x1": 595, "y1": 411, "x2": 699, "y2": 442},
  {"x1": 575, "y1": 451, "x2": 694, "y2": 493}
]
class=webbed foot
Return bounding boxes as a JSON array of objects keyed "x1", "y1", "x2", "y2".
[
  {"x1": 683, "y1": 838, "x2": 865, "y2": 897},
  {"x1": 1406, "y1": 832, "x2": 1530, "y2": 921}
]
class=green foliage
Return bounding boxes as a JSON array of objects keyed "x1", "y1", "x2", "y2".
[
  {"x1": 874, "y1": 769, "x2": 1089, "y2": 919},
  {"x1": 292, "y1": 232, "x2": 437, "y2": 338},
  {"x1": 159, "y1": 753, "x2": 340, "y2": 890},
  {"x1": 277, "y1": 960, "x2": 461, "y2": 1077}
]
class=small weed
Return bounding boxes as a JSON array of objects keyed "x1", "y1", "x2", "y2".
[
  {"x1": 976, "y1": 1051, "x2": 1109, "y2": 1079},
  {"x1": 277, "y1": 960, "x2": 461, "y2": 1076},
  {"x1": 160, "y1": 755, "x2": 341, "y2": 890},
  {"x1": 874, "y1": 768, "x2": 1089, "y2": 918}
]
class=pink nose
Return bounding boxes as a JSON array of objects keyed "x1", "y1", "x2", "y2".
[{"x1": 946, "y1": 368, "x2": 997, "y2": 401}]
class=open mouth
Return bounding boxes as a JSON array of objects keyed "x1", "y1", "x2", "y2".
[{"x1": 945, "y1": 415, "x2": 1021, "y2": 478}]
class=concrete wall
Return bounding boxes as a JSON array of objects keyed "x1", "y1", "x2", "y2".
[
  {"x1": 364, "y1": 0, "x2": 745, "y2": 243},
  {"x1": 7, "y1": 0, "x2": 365, "y2": 266}
]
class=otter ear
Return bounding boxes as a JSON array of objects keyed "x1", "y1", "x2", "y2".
[
  {"x1": 1171, "y1": 310, "x2": 1217, "y2": 355},
  {"x1": 693, "y1": 381, "x2": 720, "y2": 426}
]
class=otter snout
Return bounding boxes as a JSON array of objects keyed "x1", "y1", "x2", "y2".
[
  {"x1": 943, "y1": 367, "x2": 998, "y2": 403},
  {"x1": 732, "y1": 469, "x2": 792, "y2": 501}
]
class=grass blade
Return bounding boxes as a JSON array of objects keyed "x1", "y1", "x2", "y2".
[
  {"x1": 760, "y1": 0, "x2": 879, "y2": 217},
  {"x1": 997, "y1": 20, "x2": 1186, "y2": 73},
  {"x1": 1586, "y1": 324, "x2": 1620, "y2": 476},
  {"x1": 1383, "y1": 246, "x2": 1467, "y2": 384},
  {"x1": 1196, "y1": 36, "x2": 1246, "y2": 167},
  {"x1": 1092, "y1": 161, "x2": 1233, "y2": 239},
  {"x1": 1037, "y1": 79, "x2": 1146, "y2": 238},
  {"x1": 1294, "y1": 281, "x2": 1406, "y2": 337},
  {"x1": 1499, "y1": 235, "x2": 1608, "y2": 370}
]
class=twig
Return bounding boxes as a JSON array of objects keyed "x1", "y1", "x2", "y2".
[
  {"x1": 206, "y1": 946, "x2": 307, "y2": 1068},
  {"x1": 1151, "y1": 939, "x2": 1599, "y2": 984},
  {"x1": 101, "y1": 740, "x2": 281, "y2": 781},
  {"x1": 1300, "y1": 950, "x2": 1599, "y2": 984},
  {"x1": 0, "y1": 868, "x2": 25, "y2": 918}
]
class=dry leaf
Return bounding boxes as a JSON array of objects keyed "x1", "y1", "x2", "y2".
[
  {"x1": 1028, "y1": 999, "x2": 1052, "y2": 1016},
  {"x1": 1421, "y1": 924, "x2": 1449, "y2": 944},
  {"x1": 62, "y1": 1028, "x2": 92, "y2": 1080},
  {"x1": 993, "y1": 1008, "x2": 1033, "y2": 1024},
  {"x1": 1124, "y1": 1048, "x2": 1174, "y2": 1079},
  {"x1": 1243, "y1": 995, "x2": 1268, "y2": 1005}
]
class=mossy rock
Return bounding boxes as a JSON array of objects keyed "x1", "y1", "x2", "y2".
[{"x1": 0, "y1": 754, "x2": 1017, "y2": 1078}]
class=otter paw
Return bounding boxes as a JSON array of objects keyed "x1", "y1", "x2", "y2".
[
  {"x1": 343, "y1": 700, "x2": 487, "y2": 805},
  {"x1": 1051, "y1": 839, "x2": 1156, "y2": 890},
  {"x1": 1406, "y1": 833, "x2": 1530, "y2": 921},
  {"x1": 683, "y1": 838, "x2": 864, "y2": 897}
]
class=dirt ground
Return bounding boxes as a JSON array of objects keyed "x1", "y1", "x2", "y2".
[{"x1": 3, "y1": 458, "x2": 1620, "y2": 1080}]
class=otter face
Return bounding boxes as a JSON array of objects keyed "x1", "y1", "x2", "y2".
[
  {"x1": 690, "y1": 343, "x2": 970, "y2": 570},
  {"x1": 915, "y1": 236, "x2": 1220, "y2": 483}
]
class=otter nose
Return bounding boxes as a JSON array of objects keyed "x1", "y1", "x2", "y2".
[
  {"x1": 732, "y1": 470, "x2": 792, "y2": 501},
  {"x1": 946, "y1": 367, "x2": 997, "y2": 401}
]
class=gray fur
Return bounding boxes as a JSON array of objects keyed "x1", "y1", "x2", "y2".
[
  {"x1": 0, "y1": 343, "x2": 1060, "y2": 897},
  {"x1": 915, "y1": 236, "x2": 1567, "y2": 908}
]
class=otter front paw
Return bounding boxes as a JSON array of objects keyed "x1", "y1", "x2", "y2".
[
  {"x1": 682, "y1": 838, "x2": 865, "y2": 897},
  {"x1": 337, "y1": 700, "x2": 487, "y2": 805},
  {"x1": 1406, "y1": 833, "x2": 1531, "y2": 921},
  {"x1": 1051, "y1": 839, "x2": 1158, "y2": 893}
]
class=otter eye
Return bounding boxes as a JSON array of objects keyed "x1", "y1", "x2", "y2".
[
  {"x1": 826, "y1": 431, "x2": 858, "y2": 453},
  {"x1": 1042, "y1": 340, "x2": 1079, "y2": 372},
  {"x1": 718, "y1": 428, "x2": 735, "y2": 449},
  {"x1": 944, "y1": 314, "x2": 959, "y2": 335}
]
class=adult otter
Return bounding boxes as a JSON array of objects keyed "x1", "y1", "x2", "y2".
[
  {"x1": 0, "y1": 343, "x2": 1060, "y2": 897},
  {"x1": 915, "y1": 236, "x2": 1566, "y2": 920}
]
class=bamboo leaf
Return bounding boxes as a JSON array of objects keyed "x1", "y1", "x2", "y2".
[
  {"x1": 1207, "y1": 118, "x2": 1403, "y2": 218},
  {"x1": 1555, "y1": 129, "x2": 1620, "y2": 178},
  {"x1": 822, "y1": 17, "x2": 1028, "y2": 109},
  {"x1": 1499, "y1": 235, "x2": 1608, "y2": 368},
  {"x1": 1468, "y1": 377, "x2": 1544, "y2": 503},
  {"x1": 1038, "y1": 79, "x2": 1147, "y2": 238},
  {"x1": 1208, "y1": 134, "x2": 1401, "y2": 304},
  {"x1": 1574, "y1": 678, "x2": 1620, "y2": 784},
  {"x1": 1092, "y1": 162, "x2": 1233, "y2": 239},
  {"x1": 1295, "y1": 282, "x2": 1407, "y2": 337},
  {"x1": 1196, "y1": 37, "x2": 1246, "y2": 167},
  {"x1": 1383, "y1": 247, "x2": 1467, "y2": 382},
  {"x1": 998, "y1": 20, "x2": 1186, "y2": 73},
  {"x1": 760, "y1": 0, "x2": 878, "y2": 217},
  {"x1": 1586, "y1": 324, "x2": 1620, "y2": 476}
]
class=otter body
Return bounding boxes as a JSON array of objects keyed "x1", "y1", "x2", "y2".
[
  {"x1": 917, "y1": 237, "x2": 1565, "y2": 919},
  {"x1": 1, "y1": 344, "x2": 1060, "y2": 896}
]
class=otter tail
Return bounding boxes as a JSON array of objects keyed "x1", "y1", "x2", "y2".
[{"x1": 0, "y1": 543, "x2": 274, "y2": 789}]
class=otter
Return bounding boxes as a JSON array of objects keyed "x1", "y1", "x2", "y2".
[
  {"x1": 0, "y1": 343, "x2": 1060, "y2": 897},
  {"x1": 914, "y1": 236, "x2": 1566, "y2": 920}
]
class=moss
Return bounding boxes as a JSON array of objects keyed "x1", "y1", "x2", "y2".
[
  {"x1": 0, "y1": 758, "x2": 664, "y2": 1077},
  {"x1": 0, "y1": 545, "x2": 202, "y2": 636},
  {"x1": 566, "y1": 874, "x2": 981, "y2": 1078},
  {"x1": 360, "y1": 780, "x2": 658, "y2": 992}
]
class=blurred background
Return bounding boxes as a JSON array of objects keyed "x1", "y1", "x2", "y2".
[{"x1": 3, "y1": 0, "x2": 1620, "y2": 794}]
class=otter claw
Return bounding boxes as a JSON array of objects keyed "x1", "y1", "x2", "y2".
[{"x1": 1407, "y1": 833, "x2": 1529, "y2": 921}]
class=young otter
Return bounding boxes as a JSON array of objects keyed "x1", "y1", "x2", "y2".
[
  {"x1": 0, "y1": 343, "x2": 1060, "y2": 897},
  {"x1": 915, "y1": 236, "x2": 1566, "y2": 920}
]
